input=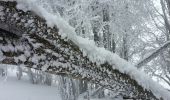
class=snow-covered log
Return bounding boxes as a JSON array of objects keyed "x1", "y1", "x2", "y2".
[{"x1": 0, "y1": 1, "x2": 167, "y2": 99}]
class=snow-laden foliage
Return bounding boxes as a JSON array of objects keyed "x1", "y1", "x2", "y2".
[{"x1": 135, "y1": 0, "x2": 170, "y2": 89}]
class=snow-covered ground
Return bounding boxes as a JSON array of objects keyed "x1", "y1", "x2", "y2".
[
  {"x1": 0, "y1": 67, "x2": 114, "y2": 100},
  {"x1": 0, "y1": 70, "x2": 62, "y2": 100},
  {"x1": 0, "y1": 76, "x2": 115, "y2": 100}
]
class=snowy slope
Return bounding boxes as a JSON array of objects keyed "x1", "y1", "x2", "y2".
[{"x1": 0, "y1": 73, "x2": 61, "y2": 100}]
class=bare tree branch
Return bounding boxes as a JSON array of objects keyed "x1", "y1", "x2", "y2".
[{"x1": 136, "y1": 41, "x2": 170, "y2": 68}]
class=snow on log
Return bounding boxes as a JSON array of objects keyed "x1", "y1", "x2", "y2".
[{"x1": 0, "y1": 1, "x2": 169, "y2": 99}]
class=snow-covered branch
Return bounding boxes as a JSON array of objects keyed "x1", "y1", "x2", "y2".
[{"x1": 136, "y1": 41, "x2": 170, "y2": 68}]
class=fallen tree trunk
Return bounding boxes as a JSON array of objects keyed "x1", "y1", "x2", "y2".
[{"x1": 0, "y1": 1, "x2": 163, "y2": 99}]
